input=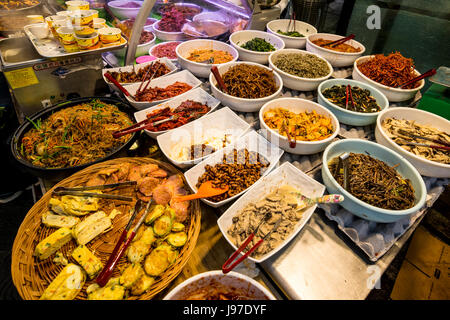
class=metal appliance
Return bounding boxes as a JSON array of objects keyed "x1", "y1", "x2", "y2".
[{"x1": 0, "y1": 37, "x2": 108, "y2": 121}]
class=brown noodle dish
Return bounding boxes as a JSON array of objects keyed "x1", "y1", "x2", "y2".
[
  {"x1": 328, "y1": 152, "x2": 415, "y2": 210},
  {"x1": 20, "y1": 99, "x2": 133, "y2": 169},
  {"x1": 221, "y1": 64, "x2": 278, "y2": 99},
  {"x1": 135, "y1": 81, "x2": 193, "y2": 102},
  {"x1": 105, "y1": 61, "x2": 171, "y2": 84},
  {"x1": 382, "y1": 118, "x2": 450, "y2": 164},
  {"x1": 311, "y1": 38, "x2": 361, "y2": 53},
  {"x1": 0, "y1": 0, "x2": 39, "y2": 10},
  {"x1": 196, "y1": 148, "x2": 270, "y2": 202}
]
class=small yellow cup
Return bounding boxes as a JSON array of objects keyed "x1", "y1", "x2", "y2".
[
  {"x1": 98, "y1": 27, "x2": 122, "y2": 44},
  {"x1": 66, "y1": 1, "x2": 89, "y2": 11},
  {"x1": 57, "y1": 27, "x2": 76, "y2": 45},
  {"x1": 75, "y1": 32, "x2": 99, "y2": 50},
  {"x1": 73, "y1": 25, "x2": 95, "y2": 37},
  {"x1": 63, "y1": 42, "x2": 80, "y2": 53}
]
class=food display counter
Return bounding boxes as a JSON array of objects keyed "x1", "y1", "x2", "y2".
[{"x1": 3, "y1": 0, "x2": 449, "y2": 302}]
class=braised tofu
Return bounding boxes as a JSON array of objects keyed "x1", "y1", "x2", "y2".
[
  {"x1": 40, "y1": 264, "x2": 86, "y2": 300},
  {"x1": 34, "y1": 227, "x2": 73, "y2": 261},
  {"x1": 71, "y1": 245, "x2": 103, "y2": 279}
]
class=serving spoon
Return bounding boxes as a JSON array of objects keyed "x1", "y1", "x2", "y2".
[{"x1": 173, "y1": 181, "x2": 229, "y2": 202}]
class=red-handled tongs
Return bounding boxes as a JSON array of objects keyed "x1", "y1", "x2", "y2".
[
  {"x1": 222, "y1": 218, "x2": 282, "y2": 274},
  {"x1": 96, "y1": 199, "x2": 153, "y2": 287},
  {"x1": 112, "y1": 115, "x2": 177, "y2": 139}
]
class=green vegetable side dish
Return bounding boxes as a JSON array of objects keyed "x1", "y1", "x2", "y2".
[
  {"x1": 276, "y1": 29, "x2": 305, "y2": 37},
  {"x1": 241, "y1": 37, "x2": 276, "y2": 52},
  {"x1": 322, "y1": 85, "x2": 382, "y2": 113}
]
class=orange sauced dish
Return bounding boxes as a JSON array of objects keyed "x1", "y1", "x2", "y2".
[
  {"x1": 186, "y1": 49, "x2": 234, "y2": 64},
  {"x1": 312, "y1": 38, "x2": 361, "y2": 53},
  {"x1": 263, "y1": 108, "x2": 334, "y2": 142}
]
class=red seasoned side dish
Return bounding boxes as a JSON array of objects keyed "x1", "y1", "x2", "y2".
[{"x1": 151, "y1": 42, "x2": 181, "y2": 59}]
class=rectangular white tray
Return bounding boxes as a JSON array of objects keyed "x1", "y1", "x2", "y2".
[
  {"x1": 124, "y1": 69, "x2": 202, "y2": 110},
  {"x1": 217, "y1": 161, "x2": 326, "y2": 263},
  {"x1": 133, "y1": 86, "x2": 220, "y2": 139},
  {"x1": 184, "y1": 130, "x2": 284, "y2": 208},
  {"x1": 157, "y1": 107, "x2": 251, "y2": 169},
  {"x1": 23, "y1": 23, "x2": 127, "y2": 58}
]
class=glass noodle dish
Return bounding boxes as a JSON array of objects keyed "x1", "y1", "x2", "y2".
[{"x1": 20, "y1": 99, "x2": 133, "y2": 168}]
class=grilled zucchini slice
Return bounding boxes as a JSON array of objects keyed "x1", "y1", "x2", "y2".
[
  {"x1": 171, "y1": 222, "x2": 185, "y2": 232},
  {"x1": 144, "y1": 204, "x2": 165, "y2": 225},
  {"x1": 119, "y1": 263, "x2": 144, "y2": 289},
  {"x1": 144, "y1": 245, "x2": 177, "y2": 277},
  {"x1": 126, "y1": 240, "x2": 151, "y2": 264},
  {"x1": 87, "y1": 278, "x2": 125, "y2": 300},
  {"x1": 153, "y1": 215, "x2": 172, "y2": 237},
  {"x1": 130, "y1": 274, "x2": 156, "y2": 296},
  {"x1": 167, "y1": 232, "x2": 187, "y2": 248}
]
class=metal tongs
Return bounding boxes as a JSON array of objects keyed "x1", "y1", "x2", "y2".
[
  {"x1": 96, "y1": 199, "x2": 153, "y2": 287},
  {"x1": 222, "y1": 217, "x2": 283, "y2": 274},
  {"x1": 52, "y1": 181, "x2": 137, "y2": 202}
]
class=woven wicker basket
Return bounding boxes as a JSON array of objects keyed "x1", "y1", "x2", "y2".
[{"x1": 11, "y1": 157, "x2": 201, "y2": 300}]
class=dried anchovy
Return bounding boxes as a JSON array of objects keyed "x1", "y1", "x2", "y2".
[
  {"x1": 273, "y1": 53, "x2": 330, "y2": 78},
  {"x1": 328, "y1": 152, "x2": 415, "y2": 210},
  {"x1": 196, "y1": 149, "x2": 270, "y2": 202}
]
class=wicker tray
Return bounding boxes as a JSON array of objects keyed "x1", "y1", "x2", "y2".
[{"x1": 11, "y1": 157, "x2": 201, "y2": 300}]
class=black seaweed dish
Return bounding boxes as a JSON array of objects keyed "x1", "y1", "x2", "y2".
[{"x1": 10, "y1": 96, "x2": 139, "y2": 182}]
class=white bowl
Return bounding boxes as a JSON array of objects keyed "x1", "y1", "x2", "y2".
[
  {"x1": 218, "y1": 162, "x2": 325, "y2": 264},
  {"x1": 317, "y1": 78, "x2": 389, "y2": 126},
  {"x1": 176, "y1": 39, "x2": 239, "y2": 78},
  {"x1": 259, "y1": 97, "x2": 340, "y2": 155},
  {"x1": 193, "y1": 11, "x2": 229, "y2": 24},
  {"x1": 123, "y1": 69, "x2": 202, "y2": 110},
  {"x1": 375, "y1": 107, "x2": 450, "y2": 178},
  {"x1": 114, "y1": 31, "x2": 156, "y2": 58},
  {"x1": 268, "y1": 49, "x2": 333, "y2": 91},
  {"x1": 163, "y1": 270, "x2": 276, "y2": 300},
  {"x1": 266, "y1": 19, "x2": 317, "y2": 49},
  {"x1": 149, "y1": 41, "x2": 182, "y2": 62},
  {"x1": 152, "y1": 20, "x2": 187, "y2": 41},
  {"x1": 102, "y1": 57, "x2": 177, "y2": 92},
  {"x1": 107, "y1": 0, "x2": 142, "y2": 20},
  {"x1": 306, "y1": 33, "x2": 365, "y2": 67},
  {"x1": 352, "y1": 55, "x2": 424, "y2": 102},
  {"x1": 184, "y1": 130, "x2": 284, "y2": 208},
  {"x1": 134, "y1": 87, "x2": 219, "y2": 139},
  {"x1": 229, "y1": 29, "x2": 285, "y2": 64},
  {"x1": 209, "y1": 61, "x2": 283, "y2": 112},
  {"x1": 28, "y1": 23, "x2": 49, "y2": 39},
  {"x1": 157, "y1": 107, "x2": 251, "y2": 169}
]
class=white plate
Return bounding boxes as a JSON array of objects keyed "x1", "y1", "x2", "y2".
[
  {"x1": 124, "y1": 69, "x2": 202, "y2": 109},
  {"x1": 184, "y1": 130, "x2": 284, "y2": 208},
  {"x1": 102, "y1": 57, "x2": 177, "y2": 92},
  {"x1": 133, "y1": 87, "x2": 220, "y2": 139},
  {"x1": 157, "y1": 107, "x2": 251, "y2": 169},
  {"x1": 217, "y1": 161, "x2": 325, "y2": 263}
]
